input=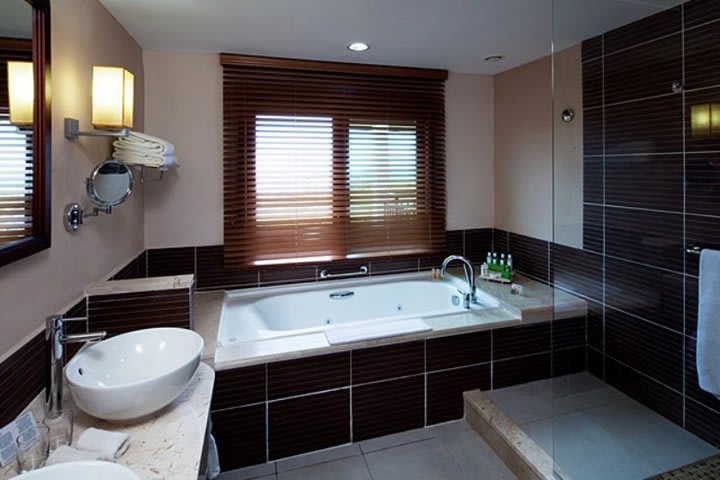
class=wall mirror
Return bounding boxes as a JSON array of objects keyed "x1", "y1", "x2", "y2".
[
  {"x1": 0, "y1": 0, "x2": 50, "y2": 268},
  {"x1": 86, "y1": 159, "x2": 133, "y2": 209}
]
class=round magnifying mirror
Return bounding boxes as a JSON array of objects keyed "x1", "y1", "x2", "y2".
[{"x1": 86, "y1": 159, "x2": 133, "y2": 208}]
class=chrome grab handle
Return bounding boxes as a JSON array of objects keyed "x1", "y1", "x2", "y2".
[
  {"x1": 319, "y1": 265, "x2": 368, "y2": 279},
  {"x1": 329, "y1": 290, "x2": 355, "y2": 300},
  {"x1": 687, "y1": 244, "x2": 702, "y2": 255}
]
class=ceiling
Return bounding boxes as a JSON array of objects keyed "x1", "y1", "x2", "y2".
[{"x1": 99, "y1": 0, "x2": 685, "y2": 75}]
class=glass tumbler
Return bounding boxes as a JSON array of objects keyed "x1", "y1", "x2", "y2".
[
  {"x1": 16, "y1": 426, "x2": 49, "y2": 473},
  {"x1": 43, "y1": 410, "x2": 74, "y2": 451}
]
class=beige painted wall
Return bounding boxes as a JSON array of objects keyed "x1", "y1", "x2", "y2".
[
  {"x1": 142, "y1": 51, "x2": 223, "y2": 248},
  {"x1": 141, "y1": 54, "x2": 495, "y2": 247},
  {"x1": 493, "y1": 56, "x2": 553, "y2": 241},
  {"x1": 445, "y1": 73, "x2": 494, "y2": 230},
  {"x1": 0, "y1": 0, "x2": 145, "y2": 359},
  {"x1": 553, "y1": 45, "x2": 583, "y2": 248}
]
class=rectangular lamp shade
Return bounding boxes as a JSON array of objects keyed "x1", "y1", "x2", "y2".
[
  {"x1": 691, "y1": 103, "x2": 720, "y2": 139},
  {"x1": 7, "y1": 61, "x2": 34, "y2": 126},
  {"x1": 92, "y1": 66, "x2": 134, "y2": 129}
]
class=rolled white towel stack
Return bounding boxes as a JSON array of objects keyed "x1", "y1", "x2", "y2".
[
  {"x1": 45, "y1": 427, "x2": 130, "y2": 466},
  {"x1": 113, "y1": 131, "x2": 177, "y2": 168}
]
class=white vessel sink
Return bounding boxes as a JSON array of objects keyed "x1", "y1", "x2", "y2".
[
  {"x1": 18, "y1": 461, "x2": 140, "y2": 479},
  {"x1": 66, "y1": 327, "x2": 203, "y2": 421}
]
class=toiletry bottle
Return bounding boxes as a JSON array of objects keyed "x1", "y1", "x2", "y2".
[
  {"x1": 507, "y1": 254, "x2": 513, "y2": 271},
  {"x1": 486, "y1": 252, "x2": 492, "y2": 266}
]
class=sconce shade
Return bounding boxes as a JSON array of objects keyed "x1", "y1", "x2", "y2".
[
  {"x1": 691, "y1": 103, "x2": 720, "y2": 139},
  {"x1": 7, "y1": 61, "x2": 34, "y2": 126},
  {"x1": 92, "y1": 66, "x2": 134, "y2": 130}
]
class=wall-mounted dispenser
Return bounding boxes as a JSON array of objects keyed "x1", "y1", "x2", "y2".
[{"x1": 64, "y1": 66, "x2": 134, "y2": 140}]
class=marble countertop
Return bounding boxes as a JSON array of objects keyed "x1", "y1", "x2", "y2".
[
  {"x1": 193, "y1": 271, "x2": 586, "y2": 370},
  {"x1": 86, "y1": 275, "x2": 195, "y2": 296},
  {"x1": 22, "y1": 362, "x2": 214, "y2": 480}
]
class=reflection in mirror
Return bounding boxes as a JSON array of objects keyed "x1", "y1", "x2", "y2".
[
  {"x1": 0, "y1": 0, "x2": 33, "y2": 247},
  {"x1": 87, "y1": 160, "x2": 134, "y2": 208}
]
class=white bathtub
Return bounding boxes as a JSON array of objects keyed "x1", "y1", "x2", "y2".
[{"x1": 215, "y1": 272, "x2": 511, "y2": 367}]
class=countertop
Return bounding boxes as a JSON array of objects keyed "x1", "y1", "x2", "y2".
[
  {"x1": 19, "y1": 362, "x2": 215, "y2": 480},
  {"x1": 194, "y1": 272, "x2": 586, "y2": 371}
]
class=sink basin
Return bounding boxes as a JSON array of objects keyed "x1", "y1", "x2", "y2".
[
  {"x1": 18, "y1": 461, "x2": 140, "y2": 479},
  {"x1": 66, "y1": 327, "x2": 203, "y2": 421}
]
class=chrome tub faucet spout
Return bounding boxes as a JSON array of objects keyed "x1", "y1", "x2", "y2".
[
  {"x1": 440, "y1": 255, "x2": 477, "y2": 308},
  {"x1": 46, "y1": 315, "x2": 106, "y2": 418}
]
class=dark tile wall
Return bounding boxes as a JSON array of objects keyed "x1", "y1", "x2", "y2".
[
  {"x1": 578, "y1": 0, "x2": 720, "y2": 447},
  {"x1": 211, "y1": 317, "x2": 585, "y2": 469},
  {"x1": 110, "y1": 228, "x2": 495, "y2": 291}
]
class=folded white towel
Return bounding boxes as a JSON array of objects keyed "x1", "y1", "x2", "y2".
[
  {"x1": 113, "y1": 131, "x2": 175, "y2": 155},
  {"x1": 113, "y1": 150, "x2": 178, "y2": 169},
  {"x1": 76, "y1": 428, "x2": 130, "y2": 461},
  {"x1": 45, "y1": 445, "x2": 102, "y2": 466},
  {"x1": 698, "y1": 249, "x2": 720, "y2": 398}
]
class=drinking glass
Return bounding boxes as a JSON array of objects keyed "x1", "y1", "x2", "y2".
[
  {"x1": 43, "y1": 410, "x2": 74, "y2": 451},
  {"x1": 16, "y1": 426, "x2": 49, "y2": 473}
]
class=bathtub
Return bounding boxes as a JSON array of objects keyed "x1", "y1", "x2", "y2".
[{"x1": 215, "y1": 272, "x2": 511, "y2": 367}]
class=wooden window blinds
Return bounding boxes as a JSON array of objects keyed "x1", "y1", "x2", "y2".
[{"x1": 221, "y1": 54, "x2": 447, "y2": 267}]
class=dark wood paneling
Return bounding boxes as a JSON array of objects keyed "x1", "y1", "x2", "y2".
[
  {"x1": 147, "y1": 247, "x2": 195, "y2": 277},
  {"x1": 0, "y1": 332, "x2": 46, "y2": 428},
  {"x1": 493, "y1": 323, "x2": 551, "y2": 360},
  {"x1": 493, "y1": 353, "x2": 552, "y2": 389},
  {"x1": 427, "y1": 365, "x2": 490, "y2": 425},
  {"x1": 212, "y1": 364, "x2": 266, "y2": 411},
  {"x1": 213, "y1": 404, "x2": 267, "y2": 470},
  {"x1": 426, "y1": 331, "x2": 491, "y2": 371},
  {"x1": 352, "y1": 341, "x2": 425, "y2": 384}
]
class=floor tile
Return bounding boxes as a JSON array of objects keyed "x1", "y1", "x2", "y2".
[
  {"x1": 364, "y1": 438, "x2": 465, "y2": 480},
  {"x1": 583, "y1": 398, "x2": 719, "y2": 473},
  {"x1": 277, "y1": 456, "x2": 371, "y2": 480},
  {"x1": 276, "y1": 444, "x2": 361, "y2": 472},
  {"x1": 485, "y1": 379, "x2": 554, "y2": 425},
  {"x1": 551, "y1": 412, "x2": 661, "y2": 480},
  {"x1": 521, "y1": 418, "x2": 554, "y2": 456},
  {"x1": 442, "y1": 427, "x2": 517, "y2": 480},
  {"x1": 217, "y1": 461, "x2": 276, "y2": 480},
  {"x1": 427, "y1": 419, "x2": 473, "y2": 438},
  {"x1": 358, "y1": 426, "x2": 436, "y2": 453}
]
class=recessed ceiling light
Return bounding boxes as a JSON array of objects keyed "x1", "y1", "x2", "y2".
[
  {"x1": 347, "y1": 42, "x2": 370, "y2": 52},
  {"x1": 484, "y1": 55, "x2": 505, "y2": 62}
]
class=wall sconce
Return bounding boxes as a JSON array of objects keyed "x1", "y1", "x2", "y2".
[
  {"x1": 64, "y1": 66, "x2": 134, "y2": 140},
  {"x1": 7, "y1": 61, "x2": 34, "y2": 126},
  {"x1": 691, "y1": 103, "x2": 720, "y2": 139}
]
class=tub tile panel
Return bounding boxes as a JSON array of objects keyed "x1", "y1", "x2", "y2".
[
  {"x1": 213, "y1": 404, "x2": 267, "y2": 470},
  {"x1": 493, "y1": 352, "x2": 552, "y2": 389},
  {"x1": 352, "y1": 375, "x2": 425, "y2": 441},
  {"x1": 426, "y1": 331, "x2": 491, "y2": 371},
  {"x1": 196, "y1": 245, "x2": 258, "y2": 290},
  {"x1": 269, "y1": 389, "x2": 350, "y2": 460},
  {"x1": 684, "y1": 337, "x2": 720, "y2": 414},
  {"x1": 553, "y1": 347, "x2": 587, "y2": 377},
  {"x1": 352, "y1": 341, "x2": 425, "y2": 384},
  {"x1": 0, "y1": 332, "x2": 46, "y2": 428},
  {"x1": 426, "y1": 365, "x2": 491, "y2": 425},
  {"x1": 686, "y1": 400, "x2": 720, "y2": 449},
  {"x1": 268, "y1": 352, "x2": 350, "y2": 400},
  {"x1": 212, "y1": 364, "x2": 266, "y2": 411},
  {"x1": 493, "y1": 323, "x2": 552, "y2": 360}
]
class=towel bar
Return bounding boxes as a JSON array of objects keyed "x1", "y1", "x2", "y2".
[
  {"x1": 687, "y1": 245, "x2": 702, "y2": 255},
  {"x1": 319, "y1": 265, "x2": 368, "y2": 279}
]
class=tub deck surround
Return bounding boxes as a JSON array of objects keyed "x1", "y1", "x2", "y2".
[
  {"x1": 16, "y1": 362, "x2": 215, "y2": 480},
  {"x1": 204, "y1": 270, "x2": 586, "y2": 370}
]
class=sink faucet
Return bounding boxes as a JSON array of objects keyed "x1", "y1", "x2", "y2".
[
  {"x1": 440, "y1": 255, "x2": 477, "y2": 308},
  {"x1": 46, "y1": 315, "x2": 106, "y2": 419}
]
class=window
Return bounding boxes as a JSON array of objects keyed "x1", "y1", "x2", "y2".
[{"x1": 222, "y1": 55, "x2": 447, "y2": 268}]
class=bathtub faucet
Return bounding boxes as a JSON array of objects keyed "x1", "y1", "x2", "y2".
[{"x1": 440, "y1": 255, "x2": 477, "y2": 308}]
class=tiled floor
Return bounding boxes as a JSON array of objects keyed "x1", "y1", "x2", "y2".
[
  {"x1": 216, "y1": 420, "x2": 517, "y2": 480},
  {"x1": 487, "y1": 373, "x2": 720, "y2": 480}
]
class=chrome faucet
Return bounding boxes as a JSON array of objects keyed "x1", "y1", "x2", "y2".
[
  {"x1": 45, "y1": 315, "x2": 106, "y2": 418},
  {"x1": 440, "y1": 255, "x2": 477, "y2": 308}
]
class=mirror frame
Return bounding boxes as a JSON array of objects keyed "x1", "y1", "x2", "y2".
[{"x1": 0, "y1": 0, "x2": 51, "y2": 268}]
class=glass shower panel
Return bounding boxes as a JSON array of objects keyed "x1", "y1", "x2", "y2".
[{"x1": 552, "y1": 0, "x2": 720, "y2": 478}]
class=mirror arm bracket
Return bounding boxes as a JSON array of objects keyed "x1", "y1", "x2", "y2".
[
  {"x1": 64, "y1": 118, "x2": 130, "y2": 141},
  {"x1": 63, "y1": 203, "x2": 112, "y2": 232}
]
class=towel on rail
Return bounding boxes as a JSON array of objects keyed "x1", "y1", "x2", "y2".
[
  {"x1": 698, "y1": 248, "x2": 720, "y2": 398},
  {"x1": 114, "y1": 150, "x2": 178, "y2": 169},
  {"x1": 113, "y1": 130, "x2": 175, "y2": 155}
]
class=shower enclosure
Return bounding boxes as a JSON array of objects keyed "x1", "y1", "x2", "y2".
[{"x1": 550, "y1": 0, "x2": 720, "y2": 477}]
